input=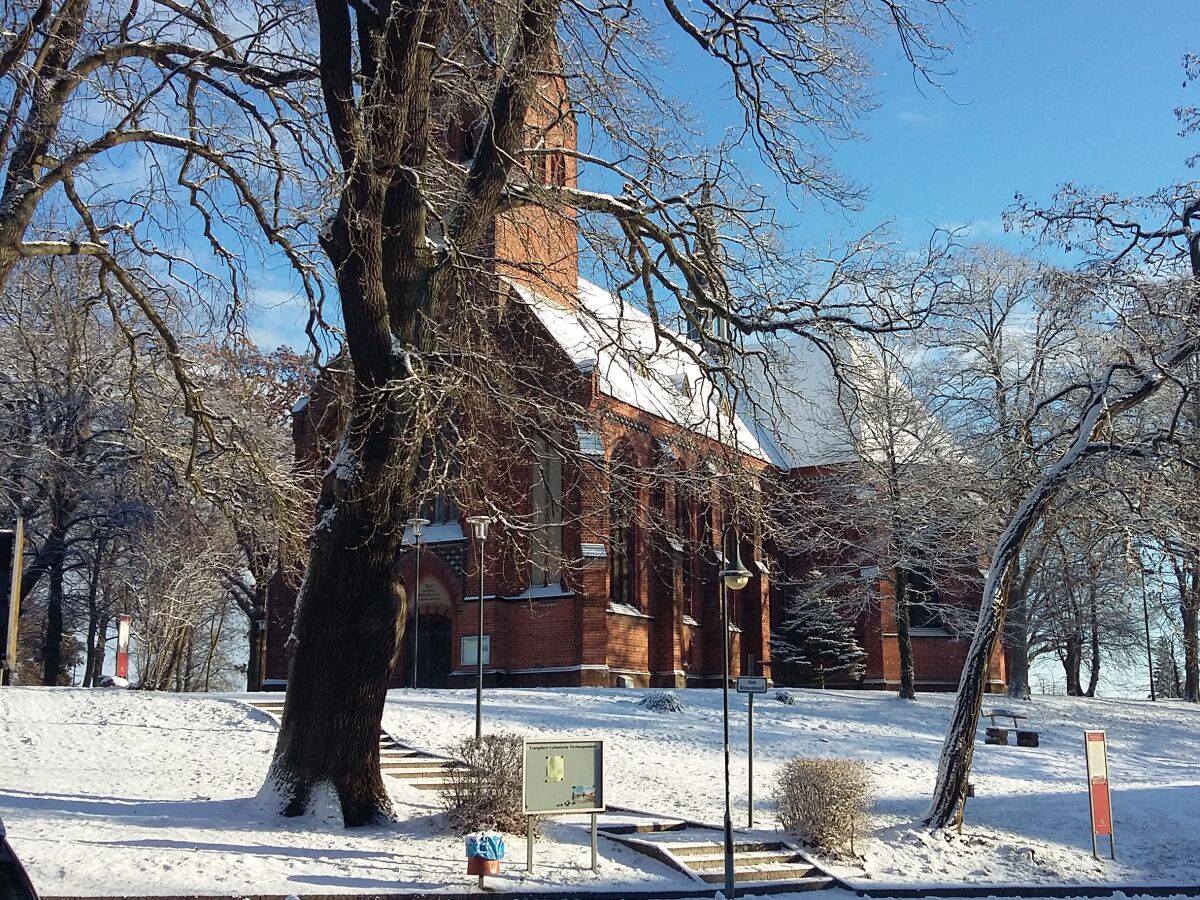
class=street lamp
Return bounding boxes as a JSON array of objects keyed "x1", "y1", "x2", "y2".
[
  {"x1": 719, "y1": 531, "x2": 751, "y2": 900},
  {"x1": 467, "y1": 515, "x2": 491, "y2": 741},
  {"x1": 406, "y1": 516, "x2": 430, "y2": 688}
]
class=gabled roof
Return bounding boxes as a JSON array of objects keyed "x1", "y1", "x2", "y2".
[
  {"x1": 739, "y1": 334, "x2": 957, "y2": 471},
  {"x1": 508, "y1": 277, "x2": 774, "y2": 461},
  {"x1": 510, "y1": 276, "x2": 952, "y2": 473}
]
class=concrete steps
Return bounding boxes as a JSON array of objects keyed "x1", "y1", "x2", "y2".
[
  {"x1": 596, "y1": 819, "x2": 834, "y2": 892},
  {"x1": 243, "y1": 697, "x2": 459, "y2": 792},
  {"x1": 674, "y1": 841, "x2": 824, "y2": 886}
]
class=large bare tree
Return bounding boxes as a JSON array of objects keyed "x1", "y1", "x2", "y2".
[
  {"x1": 926, "y1": 185, "x2": 1200, "y2": 829},
  {"x1": 1, "y1": 0, "x2": 960, "y2": 824}
]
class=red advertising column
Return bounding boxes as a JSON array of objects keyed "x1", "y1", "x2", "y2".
[
  {"x1": 115, "y1": 615, "x2": 132, "y2": 680},
  {"x1": 1084, "y1": 730, "x2": 1115, "y2": 860}
]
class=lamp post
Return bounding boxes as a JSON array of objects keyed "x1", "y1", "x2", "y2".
[
  {"x1": 467, "y1": 515, "x2": 491, "y2": 741},
  {"x1": 1143, "y1": 590, "x2": 1156, "y2": 702},
  {"x1": 719, "y1": 532, "x2": 751, "y2": 900},
  {"x1": 407, "y1": 517, "x2": 430, "y2": 688}
]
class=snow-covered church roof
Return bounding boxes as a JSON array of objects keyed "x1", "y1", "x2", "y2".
[
  {"x1": 509, "y1": 277, "x2": 774, "y2": 461},
  {"x1": 739, "y1": 334, "x2": 956, "y2": 470},
  {"x1": 512, "y1": 276, "x2": 951, "y2": 473}
]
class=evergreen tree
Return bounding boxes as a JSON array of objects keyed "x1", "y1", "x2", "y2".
[
  {"x1": 774, "y1": 595, "x2": 867, "y2": 688},
  {"x1": 1153, "y1": 636, "x2": 1184, "y2": 700}
]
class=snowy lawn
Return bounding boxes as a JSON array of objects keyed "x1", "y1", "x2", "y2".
[
  {"x1": 1, "y1": 685, "x2": 1198, "y2": 896},
  {"x1": 382, "y1": 687, "x2": 1200, "y2": 889},
  {"x1": 0, "y1": 687, "x2": 688, "y2": 897}
]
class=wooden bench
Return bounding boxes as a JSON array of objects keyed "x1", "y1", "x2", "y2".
[{"x1": 982, "y1": 708, "x2": 1039, "y2": 747}]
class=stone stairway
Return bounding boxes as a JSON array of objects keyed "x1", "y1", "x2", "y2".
[
  {"x1": 244, "y1": 696, "x2": 462, "y2": 792},
  {"x1": 597, "y1": 815, "x2": 835, "y2": 892}
]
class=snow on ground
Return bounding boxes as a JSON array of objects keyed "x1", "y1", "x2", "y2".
[
  {"x1": 0, "y1": 687, "x2": 687, "y2": 897},
  {"x1": 1, "y1": 685, "x2": 1198, "y2": 896},
  {"x1": 381, "y1": 687, "x2": 1200, "y2": 889}
]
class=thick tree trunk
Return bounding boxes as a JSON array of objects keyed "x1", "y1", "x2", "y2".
[
  {"x1": 895, "y1": 570, "x2": 916, "y2": 700},
  {"x1": 1006, "y1": 566, "x2": 1032, "y2": 700},
  {"x1": 1062, "y1": 639, "x2": 1082, "y2": 696},
  {"x1": 1182, "y1": 568, "x2": 1199, "y2": 703},
  {"x1": 247, "y1": 619, "x2": 263, "y2": 692},
  {"x1": 1085, "y1": 591, "x2": 1101, "y2": 698},
  {"x1": 83, "y1": 615, "x2": 97, "y2": 687},
  {"x1": 263, "y1": 390, "x2": 417, "y2": 825},
  {"x1": 82, "y1": 548, "x2": 104, "y2": 688},
  {"x1": 41, "y1": 535, "x2": 65, "y2": 686},
  {"x1": 246, "y1": 584, "x2": 268, "y2": 691},
  {"x1": 89, "y1": 614, "x2": 108, "y2": 687}
]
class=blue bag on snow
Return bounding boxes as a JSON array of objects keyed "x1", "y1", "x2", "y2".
[{"x1": 465, "y1": 831, "x2": 506, "y2": 861}]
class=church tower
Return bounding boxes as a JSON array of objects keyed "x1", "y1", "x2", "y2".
[{"x1": 491, "y1": 49, "x2": 580, "y2": 310}]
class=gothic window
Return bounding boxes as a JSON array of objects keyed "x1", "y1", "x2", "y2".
[
  {"x1": 675, "y1": 487, "x2": 694, "y2": 619},
  {"x1": 905, "y1": 566, "x2": 944, "y2": 630},
  {"x1": 609, "y1": 456, "x2": 637, "y2": 608},
  {"x1": 530, "y1": 435, "x2": 563, "y2": 587}
]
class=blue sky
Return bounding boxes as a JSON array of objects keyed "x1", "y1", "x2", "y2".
[
  {"x1": 251, "y1": 3, "x2": 1199, "y2": 349},
  {"x1": 834, "y1": 1, "x2": 1197, "y2": 246}
]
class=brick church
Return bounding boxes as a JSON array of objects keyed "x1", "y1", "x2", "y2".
[{"x1": 264, "y1": 60, "x2": 1006, "y2": 695}]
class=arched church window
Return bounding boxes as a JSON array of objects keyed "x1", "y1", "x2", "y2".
[
  {"x1": 530, "y1": 434, "x2": 563, "y2": 587},
  {"x1": 609, "y1": 454, "x2": 637, "y2": 608},
  {"x1": 675, "y1": 485, "x2": 695, "y2": 619}
]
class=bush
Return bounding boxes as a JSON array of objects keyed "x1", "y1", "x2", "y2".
[
  {"x1": 774, "y1": 689, "x2": 796, "y2": 705},
  {"x1": 774, "y1": 757, "x2": 872, "y2": 854},
  {"x1": 638, "y1": 690, "x2": 685, "y2": 713},
  {"x1": 438, "y1": 732, "x2": 528, "y2": 835}
]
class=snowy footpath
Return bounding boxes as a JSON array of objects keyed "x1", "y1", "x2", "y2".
[{"x1": 0, "y1": 686, "x2": 1198, "y2": 897}]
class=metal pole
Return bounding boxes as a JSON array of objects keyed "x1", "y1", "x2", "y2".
[
  {"x1": 721, "y1": 578, "x2": 735, "y2": 900},
  {"x1": 747, "y1": 654, "x2": 755, "y2": 829},
  {"x1": 411, "y1": 532, "x2": 422, "y2": 688},
  {"x1": 476, "y1": 535, "x2": 485, "y2": 741},
  {"x1": 591, "y1": 811, "x2": 599, "y2": 872},
  {"x1": 1143, "y1": 589, "x2": 1155, "y2": 701},
  {"x1": 527, "y1": 815, "x2": 535, "y2": 873}
]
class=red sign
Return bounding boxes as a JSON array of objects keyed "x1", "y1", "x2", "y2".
[
  {"x1": 1084, "y1": 730, "x2": 1115, "y2": 858},
  {"x1": 1090, "y1": 777, "x2": 1112, "y2": 835},
  {"x1": 116, "y1": 615, "x2": 131, "y2": 680}
]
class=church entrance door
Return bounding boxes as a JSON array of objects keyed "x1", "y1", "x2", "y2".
[{"x1": 416, "y1": 615, "x2": 452, "y2": 688}]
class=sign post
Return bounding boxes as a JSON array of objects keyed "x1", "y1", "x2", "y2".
[
  {"x1": 522, "y1": 738, "x2": 605, "y2": 875},
  {"x1": 1084, "y1": 730, "x2": 1115, "y2": 860},
  {"x1": 115, "y1": 615, "x2": 132, "y2": 680},
  {"x1": 737, "y1": 667, "x2": 768, "y2": 828},
  {"x1": 1, "y1": 519, "x2": 24, "y2": 686}
]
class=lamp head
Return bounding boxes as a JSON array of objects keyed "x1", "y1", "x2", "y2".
[
  {"x1": 720, "y1": 542, "x2": 751, "y2": 592},
  {"x1": 406, "y1": 516, "x2": 430, "y2": 539},
  {"x1": 466, "y1": 515, "x2": 491, "y2": 541}
]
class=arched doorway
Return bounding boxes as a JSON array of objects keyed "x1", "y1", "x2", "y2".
[
  {"x1": 413, "y1": 577, "x2": 454, "y2": 688},
  {"x1": 416, "y1": 614, "x2": 453, "y2": 688}
]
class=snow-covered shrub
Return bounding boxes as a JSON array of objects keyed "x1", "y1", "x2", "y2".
[
  {"x1": 774, "y1": 757, "x2": 871, "y2": 853},
  {"x1": 438, "y1": 733, "x2": 528, "y2": 835},
  {"x1": 638, "y1": 690, "x2": 685, "y2": 713},
  {"x1": 774, "y1": 689, "x2": 796, "y2": 705}
]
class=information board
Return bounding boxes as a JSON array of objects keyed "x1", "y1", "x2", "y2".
[
  {"x1": 523, "y1": 739, "x2": 604, "y2": 815},
  {"x1": 460, "y1": 635, "x2": 490, "y2": 666}
]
